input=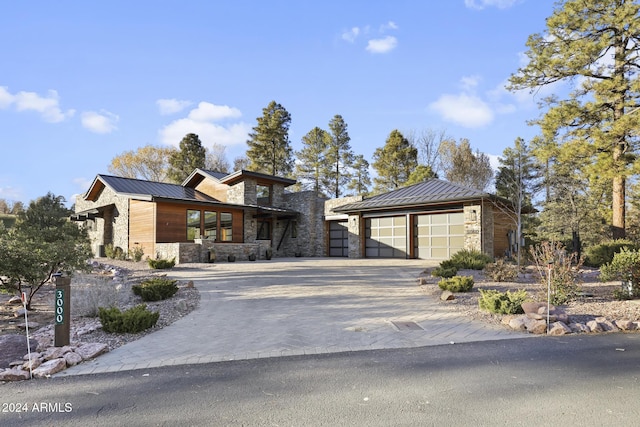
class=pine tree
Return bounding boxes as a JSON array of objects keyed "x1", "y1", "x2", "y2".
[
  {"x1": 246, "y1": 101, "x2": 293, "y2": 176},
  {"x1": 347, "y1": 154, "x2": 372, "y2": 196},
  {"x1": 405, "y1": 165, "x2": 437, "y2": 186},
  {"x1": 295, "y1": 127, "x2": 330, "y2": 193},
  {"x1": 167, "y1": 133, "x2": 206, "y2": 183},
  {"x1": 508, "y1": 0, "x2": 640, "y2": 239},
  {"x1": 439, "y1": 138, "x2": 493, "y2": 191},
  {"x1": 324, "y1": 115, "x2": 354, "y2": 198},
  {"x1": 372, "y1": 130, "x2": 418, "y2": 193}
]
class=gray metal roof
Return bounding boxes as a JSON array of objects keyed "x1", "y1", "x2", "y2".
[
  {"x1": 334, "y1": 179, "x2": 490, "y2": 213},
  {"x1": 96, "y1": 175, "x2": 219, "y2": 203},
  {"x1": 198, "y1": 169, "x2": 229, "y2": 180}
]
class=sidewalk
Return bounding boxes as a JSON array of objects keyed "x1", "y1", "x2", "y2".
[{"x1": 59, "y1": 258, "x2": 527, "y2": 376}]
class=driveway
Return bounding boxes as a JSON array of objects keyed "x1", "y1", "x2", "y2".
[{"x1": 61, "y1": 258, "x2": 526, "y2": 375}]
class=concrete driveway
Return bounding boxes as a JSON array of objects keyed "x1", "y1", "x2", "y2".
[{"x1": 61, "y1": 258, "x2": 526, "y2": 375}]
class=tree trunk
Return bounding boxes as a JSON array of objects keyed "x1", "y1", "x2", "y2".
[{"x1": 612, "y1": 174, "x2": 626, "y2": 239}]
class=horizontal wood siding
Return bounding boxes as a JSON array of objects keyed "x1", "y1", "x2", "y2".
[
  {"x1": 129, "y1": 199, "x2": 156, "y2": 257},
  {"x1": 195, "y1": 180, "x2": 230, "y2": 202},
  {"x1": 156, "y1": 202, "x2": 244, "y2": 243},
  {"x1": 493, "y1": 208, "x2": 514, "y2": 258}
]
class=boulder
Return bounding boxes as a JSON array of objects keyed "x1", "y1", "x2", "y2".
[
  {"x1": 75, "y1": 343, "x2": 108, "y2": 360},
  {"x1": 586, "y1": 320, "x2": 603, "y2": 333},
  {"x1": 569, "y1": 322, "x2": 590, "y2": 333},
  {"x1": 524, "y1": 318, "x2": 547, "y2": 334},
  {"x1": 0, "y1": 334, "x2": 38, "y2": 368},
  {"x1": 615, "y1": 319, "x2": 636, "y2": 331},
  {"x1": 32, "y1": 358, "x2": 67, "y2": 378},
  {"x1": 7, "y1": 295, "x2": 22, "y2": 305},
  {"x1": 0, "y1": 368, "x2": 31, "y2": 381},
  {"x1": 22, "y1": 358, "x2": 42, "y2": 371},
  {"x1": 508, "y1": 316, "x2": 527, "y2": 331},
  {"x1": 64, "y1": 351, "x2": 83, "y2": 367},
  {"x1": 548, "y1": 321, "x2": 572, "y2": 336},
  {"x1": 440, "y1": 291, "x2": 455, "y2": 301},
  {"x1": 595, "y1": 317, "x2": 619, "y2": 332},
  {"x1": 43, "y1": 346, "x2": 72, "y2": 361}
]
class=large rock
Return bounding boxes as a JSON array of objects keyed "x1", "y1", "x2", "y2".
[
  {"x1": 508, "y1": 316, "x2": 527, "y2": 331},
  {"x1": 32, "y1": 358, "x2": 66, "y2": 378},
  {"x1": 0, "y1": 334, "x2": 38, "y2": 368},
  {"x1": 22, "y1": 357, "x2": 42, "y2": 371},
  {"x1": 524, "y1": 318, "x2": 548, "y2": 334},
  {"x1": 548, "y1": 321, "x2": 572, "y2": 336},
  {"x1": 587, "y1": 320, "x2": 603, "y2": 333},
  {"x1": 615, "y1": 319, "x2": 636, "y2": 331},
  {"x1": 595, "y1": 317, "x2": 619, "y2": 332},
  {"x1": 569, "y1": 322, "x2": 590, "y2": 333},
  {"x1": 0, "y1": 368, "x2": 31, "y2": 381},
  {"x1": 440, "y1": 291, "x2": 455, "y2": 301},
  {"x1": 43, "y1": 346, "x2": 72, "y2": 361},
  {"x1": 64, "y1": 351, "x2": 83, "y2": 367},
  {"x1": 75, "y1": 343, "x2": 108, "y2": 360},
  {"x1": 7, "y1": 295, "x2": 23, "y2": 305}
]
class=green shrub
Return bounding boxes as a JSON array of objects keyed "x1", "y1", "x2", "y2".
[
  {"x1": 104, "y1": 243, "x2": 126, "y2": 260},
  {"x1": 478, "y1": 289, "x2": 528, "y2": 314},
  {"x1": 132, "y1": 277, "x2": 179, "y2": 302},
  {"x1": 438, "y1": 275, "x2": 474, "y2": 292},
  {"x1": 431, "y1": 260, "x2": 458, "y2": 278},
  {"x1": 584, "y1": 240, "x2": 637, "y2": 267},
  {"x1": 484, "y1": 258, "x2": 519, "y2": 282},
  {"x1": 450, "y1": 249, "x2": 493, "y2": 270},
  {"x1": 529, "y1": 241, "x2": 582, "y2": 305},
  {"x1": 98, "y1": 304, "x2": 159, "y2": 333},
  {"x1": 130, "y1": 245, "x2": 145, "y2": 262},
  {"x1": 148, "y1": 257, "x2": 176, "y2": 269},
  {"x1": 600, "y1": 248, "x2": 640, "y2": 299}
]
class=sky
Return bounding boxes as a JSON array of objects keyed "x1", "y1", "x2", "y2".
[{"x1": 0, "y1": 0, "x2": 560, "y2": 207}]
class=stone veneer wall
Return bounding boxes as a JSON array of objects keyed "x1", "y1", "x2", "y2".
[
  {"x1": 74, "y1": 188, "x2": 130, "y2": 257},
  {"x1": 155, "y1": 241, "x2": 271, "y2": 264},
  {"x1": 324, "y1": 196, "x2": 364, "y2": 258},
  {"x1": 463, "y1": 203, "x2": 483, "y2": 253},
  {"x1": 280, "y1": 191, "x2": 326, "y2": 257}
]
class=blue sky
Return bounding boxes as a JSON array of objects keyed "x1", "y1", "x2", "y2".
[{"x1": 0, "y1": 0, "x2": 558, "y2": 206}]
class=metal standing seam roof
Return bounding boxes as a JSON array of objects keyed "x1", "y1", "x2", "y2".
[
  {"x1": 94, "y1": 175, "x2": 221, "y2": 203},
  {"x1": 334, "y1": 178, "x2": 491, "y2": 212}
]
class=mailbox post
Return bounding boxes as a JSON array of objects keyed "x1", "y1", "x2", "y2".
[{"x1": 53, "y1": 273, "x2": 71, "y2": 347}]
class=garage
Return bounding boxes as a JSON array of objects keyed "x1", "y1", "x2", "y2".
[
  {"x1": 413, "y1": 212, "x2": 465, "y2": 259},
  {"x1": 328, "y1": 220, "x2": 349, "y2": 257},
  {"x1": 365, "y1": 216, "x2": 407, "y2": 258}
]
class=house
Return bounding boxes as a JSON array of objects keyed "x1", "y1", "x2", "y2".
[{"x1": 73, "y1": 171, "x2": 516, "y2": 263}]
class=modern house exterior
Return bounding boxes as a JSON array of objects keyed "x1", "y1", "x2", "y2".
[{"x1": 73, "y1": 170, "x2": 516, "y2": 263}]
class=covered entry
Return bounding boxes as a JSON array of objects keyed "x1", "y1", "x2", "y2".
[{"x1": 413, "y1": 211, "x2": 465, "y2": 260}]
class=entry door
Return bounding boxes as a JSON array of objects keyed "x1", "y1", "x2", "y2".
[
  {"x1": 365, "y1": 216, "x2": 407, "y2": 258},
  {"x1": 414, "y1": 212, "x2": 465, "y2": 259},
  {"x1": 328, "y1": 220, "x2": 349, "y2": 257}
]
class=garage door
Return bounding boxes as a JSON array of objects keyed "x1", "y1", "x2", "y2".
[
  {"x1": 365, "y1": 216, "x2": 407, "y2": 258},
  {"x1": 414, "y1": 212, "x2": 465, "y2": 259},
  {"x1": 328, "y1": 220, "x2": 349, "y2": 257}
]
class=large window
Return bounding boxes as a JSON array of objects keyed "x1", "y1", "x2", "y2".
[
  {"x1": 257, "y1": 184, "x2": 272, "y2": 206},
  {"x1": 187, "y1": 210, "x2": 201, "y2": 240},
  {"x1": 257, "y1": 219, "x2": 271, "y2": 240},
  {"x1": 204, "y1": 211, "x2": 217, "y2": 240},
  {"x1": 220, "y1": 212, "x2": 233, "y2": 242}
]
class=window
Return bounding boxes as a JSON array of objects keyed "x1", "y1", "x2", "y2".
[
  {"x1": 187, "y1": 210, "x2": 201, "y2": 240},
  {"x1": 257, "y1": 184, "x2": 272, "y2": 206},
  {"x1": 220, "y1": 212, "x2": 233, "y2": 241},
  {"x1": 291, "y1": 220, "x2": 297, "y2": 238},
  {"x1": 204, "y1": 211, "x2": 217, "y2": 240},
  {"x1": 257, "y1": 219, "x2": 271, "y2": 240}
]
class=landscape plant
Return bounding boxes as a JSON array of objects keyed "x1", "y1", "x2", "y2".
[
  {"x1": 431, "y1": 260, "x2": 458, "y2": 278},
  {"x1": 584, "y1": 240, "x2": 637, "y2": 268},
  {"x1": 483, "y1": 258, "x2": 519, "y2": 282},
  {"x1": 529, "y1": 241, "x2": 582, "y2": 305},
  {"x1": 478, "y1": 289, "x2": 528, "y2": 315},
  {"x1": 132, "y1": 277, "x2": 179, "y2": 302},
  {"x1": 438, "y1": 275, "x2": 474, "y2": 292},
  {"x1": 599, "y1": 248, "x2": 640, "y2": 299},
  {"x1": 148, "y1": 257, "x2": 176, "y2": 269},
  {"x1": 449, "y1": 249, "x2": 493, "y2": 270},
  {"x1": 98, "y1": 304, "x2": 160, "y2": 333}
]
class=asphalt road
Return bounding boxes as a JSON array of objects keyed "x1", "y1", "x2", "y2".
[{"x1": 2, "y1": 334, "x2": 640, "y2": 427}]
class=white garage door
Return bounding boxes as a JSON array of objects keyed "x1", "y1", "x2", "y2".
[
  {"x1": 365, "y1": 216, "x2": 407, "y2": 258},
  {"x1": 414, "y1": 212, "x2": 465, "y2": 259}
]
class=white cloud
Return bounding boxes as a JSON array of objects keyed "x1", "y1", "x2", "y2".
[
  {"x1": 342, "y1": 27, "x2": 360, "y2": 43},
  {"x1": 81, "y1": 110, "x2": 119, "y2": 134},
  {"x1": 460, "y1": 75, "x2": 481, "y2": 91},
  {"x1": 380, "y1": 21, "x2": 398, "y2": 32},
  {"x1": 464, "y1": 0, "x2": 520, "y2": 10},
  {"x1": 156, "y1": 98, "x2": 192, "y2": 115},
  {"x1": 429, "y1": 93, "x2": 494, "y2": 128},
  {"x1": 159, "y1": 102, "x2": 250, "y2": 147},
  {"x1": 366, "y1": 36, "x2": 398, "y2": 54},
  {"x1": 0, "y1": 86, "x2": 75, "y2": 123}
]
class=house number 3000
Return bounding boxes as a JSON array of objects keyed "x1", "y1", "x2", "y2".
[{"x1": 55, "y1": 289, "x2": 64, "y2": 325}]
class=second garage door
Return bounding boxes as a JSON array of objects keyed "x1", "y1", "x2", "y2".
[
  {"x1": 414, "y1": 212, "x2": 465, "y2": 259},
  {"x1": 365, "y1": 216, "x2": 407, "y2": 258}
]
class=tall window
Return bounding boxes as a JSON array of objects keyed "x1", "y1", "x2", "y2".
[
  {"x1": 220, "y1": 212, "x2": 233, "y2": 241},
  {"x1": 187, "y1": 210, "x2": 201, "y2": 240},
  {"x1": 257, "y1": 184, "x2": 272, "y2": 206},
  {"x1": 257, "y1": 219, "x2": 271, "y2": 240},
  {"x1": 204, "y1": 211, "x2": 217, "y2": 240}
]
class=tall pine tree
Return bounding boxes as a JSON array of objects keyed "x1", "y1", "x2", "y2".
[
  {"x1": 246, "y1": 101, "x2": 293, "y2": 176},
  {"x1": 347, "y1": 154, "x2": 372, "y2": 196},
  {"x1": 324, "y1": 115, "x2": 354, "y2": 198},
  {"x1": 372, "y1": 129, "x2": 418, "y2": 193},
  {"x1": 508, "y1": 0, "x2": 640, "y2": 239},
  {"x1": 295, "y1": 127, "x2": 330, "y2": 193},
  {"x1": 167, "y1": 133, "x2": 206, "y2": 183},
  {"x1": 439, "y1": 138, "x2": 493, "y2": 191}
]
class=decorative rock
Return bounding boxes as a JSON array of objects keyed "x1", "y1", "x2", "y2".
[
  {"x1": 43, "y1": 346, "x2": 72, "y2": 361},
  {"x1": 9, "y1": 360, "x2": 24, "y2": 368},
  {"x1": 75, "y1": 343, "x2": 108, "y2": 360},
  {"x1": 13, "y1": 308, "x2": 26, "y2": 318},
  {"x1": 17, "y1": 322, "x2": 40, "y2": 330},
  {"x1": 548, "y1": 321, "x2": 572, "y2": 335},
  {"x1": 440, "y1": 291, "x2": 455, "y2": 301},
  {"x1": 586, "y1": 320, "x2": 603, "y2": 333},
  {"x1": 63, "y1": 351, "x2": 83, "y2": 367},
  {"x1": 0, "y1": 334, "x2": 38, "y2": 368},
  {"x1": 615, "y1": 319, "x2": 636, "y2": 331},
  {"x1": 8, "y1": 295, "x2": 22, "y2": 305},
  {"x1": 32, "y1": 358, "x2": 67, "y2": 378},
  {"x1": 22, "y1": 358, "x2": 42, "y2": 371},
  {"x1": 24, "y1": 352, "x2": 42, "y2": 360},
  {"x1": 524, "y1": 318, "x2": 547, "y2": 334},
  {"x1": 0, "y1": 368, "x2": 31, "y2": 381},
  {"x1": 569, "y1": 322, "x2": 590, "y2": 333},
  {"x1": 595, "y1": 317, "x2": 619, "y2": 332},
  {"x1": 508, "y1": 316, "x2": 527, "y2": 331},
  {"x1": 186, "y1": 280, "x2": 195, "y2": 288}
]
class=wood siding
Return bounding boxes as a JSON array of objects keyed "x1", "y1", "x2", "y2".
[
  {"x1": 492, "y1": 208, "x2": 514, "y2": 258},
  {"x1": 129, "y1": 199, "x2": 156, "y2": 257},
  {"x1": 195, "y1": 180, "x2": 230, "y2": 202},
  {"x1": 155, "y1": 202, "x2": 244, "y2": 243}
]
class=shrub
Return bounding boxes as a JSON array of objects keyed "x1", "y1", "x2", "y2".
[
  {"x1": 584, "y1": 240, "x2": 637, "y2": 267},
  {"x1": 71, "y1": 274, "x2": 131, "y2": 317},
  {"x1": 449, "y1": 249, "x2": 493, "y2": 270},
  {"x1": 478, "y1": 289, "x2": 528, "y2": 314},
  {"x1": 600, "y1": 248, "x2": 640, "y2": 299},
  {"x1": 130, "y1": 245, "x2": 145, "y2": 262},
  {"x1": 98, "y1": 304, "x2": 159, "y2": 333},
  {"x1": 104, "y1": 243, "x2": 126, "y2": 260},
  {"x1": 484, "y1": 258, "x2": 519, "y2": 282},
  {"x1": 438, "y1": 275, "x2": 474, "y2": 292},
  {"x1": 148, "y1": 257, "x2": 175, "y2": 269},
  {"x1": 132, "y1": 277, "x2": 179, "y2": 302},
  {"x1": 431, "y1": 260, "x2": 458, "y2": 278},
  {"x1": 529, "y1": 241, "x2": 582, "y2": 305}
]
